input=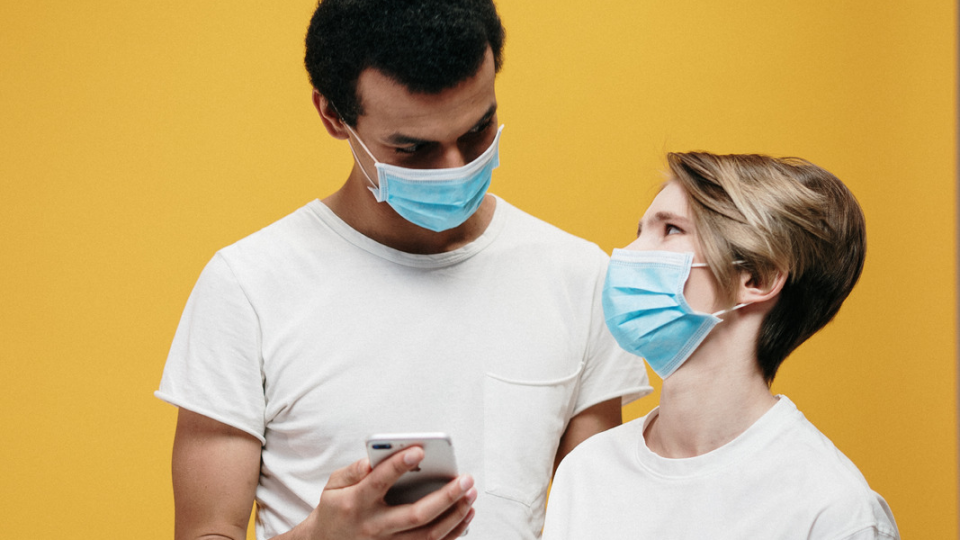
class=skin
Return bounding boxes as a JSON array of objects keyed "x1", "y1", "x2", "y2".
[
  {"x1": 624, "y1": 181, "x2": 785, "y2": 459},
  {"x1": 171, "y1": 47, "x2": 622, "y2": 540},
  {"x1": 314, "y1": 49, "x2": 501, "y2": 255},
  {"x1": 173, "y1": 409, "x2": 476, "y2": 540}
]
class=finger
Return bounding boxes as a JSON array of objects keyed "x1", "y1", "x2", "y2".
[
  {"x1": 361, "y1": 446, "x2": 424, "y2": 501},
  {"x1": 442, "y1": 507, "x2": 475, "y2": 540},
  {"x1": 324, "y1": 457, "x2": 372, "y2": 490},
  {"x1": 395, "y1": 490, "x2": 476, "y2": 540},
  {"x1": 431, "y1": 489, "x2": 477, "y2": 540},
  {"x1": 381, "y1": 475, "x2": 475, "y2": 534}
]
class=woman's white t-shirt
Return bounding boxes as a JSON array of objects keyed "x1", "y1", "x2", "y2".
[{"x1": 544, "y1": 396, "x2": 898, "y2": 540}]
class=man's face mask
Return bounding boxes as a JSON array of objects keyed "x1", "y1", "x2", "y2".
[{"x1": 344, "y1": 123, "x2": 504, "y2": 233}]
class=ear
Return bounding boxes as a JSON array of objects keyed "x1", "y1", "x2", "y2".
[
  {"x1": 737, "y1": 269, "x2": 787, "y2": 305},
  {"x1": 312, "y1": 89, "x2": 350, "y2": 140}
]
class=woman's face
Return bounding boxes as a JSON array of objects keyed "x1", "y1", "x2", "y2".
[{"x1": 622, "y1": 181, "x2": 722, "y2": 314}]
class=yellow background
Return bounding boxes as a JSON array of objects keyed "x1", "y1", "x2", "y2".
[{"x1": 1, "y1": 1, "x2": 954, "y2": 538}]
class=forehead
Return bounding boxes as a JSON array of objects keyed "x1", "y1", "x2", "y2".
[
  {"x1": 643, "y1": 181, "x2": 691, "y2": 220},
  {"x1": 354, "y1": 48, "x2": 497, "y2": 139}
]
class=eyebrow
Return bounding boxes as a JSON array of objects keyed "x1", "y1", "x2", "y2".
[
  {"x1": 636, "y1": 211, "x2": 691, "y2": 236},
  {"x1": 384, "y1": 103, "x2": 498, "y2": 146}
]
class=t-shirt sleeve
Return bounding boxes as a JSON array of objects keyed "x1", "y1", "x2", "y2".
[
  {"x1": 809, "y1": 481, "x2": 900, "y2": 540},
  {"x1": 572, "y1": 250, "x2": 652, "y2": 417},
  {"x1": 155, "y1": 252, "x2": 267, "y2": 443},
  {"x1": 836, "y1": 527, "x2": 900, "y2": 540}
]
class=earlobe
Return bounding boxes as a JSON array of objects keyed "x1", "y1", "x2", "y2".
[
  {"x1": 738, "y1": 269, "x2": 787, "y2": 305},
  {"x1": 312, "y1": 90, "x2": 350, "y2": 140}
]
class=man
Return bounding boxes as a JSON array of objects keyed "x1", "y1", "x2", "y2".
[{"x1": 156, "y1": 1, "x2": 650, "y2": 539}]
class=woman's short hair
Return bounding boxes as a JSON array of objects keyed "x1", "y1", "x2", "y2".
[{"x1": 668, "y1": 152, "x2": 866, "y2": 384}]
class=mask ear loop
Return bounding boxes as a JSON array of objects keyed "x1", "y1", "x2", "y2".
[
  {"x1": 342, "y1": 124, "x2": 382, "y2": 194},
  {"x1": 331, "y1": 103, "x2": 381, "y2": 193},
  {"x1": 711, "y1": 303, "x2": 749, "y2": 318},
  {"x1": 690, "y1": 260, "x2": 750, "y2": 318}
]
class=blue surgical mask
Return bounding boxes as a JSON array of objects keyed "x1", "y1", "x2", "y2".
[
  {"x1": 344, "y1": 124, "x2": 504, "y2": 232},
  {"x1": 602, "y1": 249, "x2": 746, "y2": 379}
]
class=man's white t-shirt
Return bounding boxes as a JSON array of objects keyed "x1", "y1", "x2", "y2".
[
  {"x1": 543, "y1": 395, "x2": 899, "y2": 540},
  {"x1": 156, "y1": 196, "x2": 652, "y2": 539}
]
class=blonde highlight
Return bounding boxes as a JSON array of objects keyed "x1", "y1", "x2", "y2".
[{"x1": 667, "y1": 152, "x2": 866, "y2": 383}]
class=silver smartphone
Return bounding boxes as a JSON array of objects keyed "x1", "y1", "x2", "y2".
[{"x1": 365, "y1": 432, "x2": 459, "y2": 505}]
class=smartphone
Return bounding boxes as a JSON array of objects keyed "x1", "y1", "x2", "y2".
[{"x1": 365, "y1": 432, "x2": 458, "y2": 505}]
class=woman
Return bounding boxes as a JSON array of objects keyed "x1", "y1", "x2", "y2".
[{"x1": 543, "y1": 152, "x2": 899, "y2": 539}]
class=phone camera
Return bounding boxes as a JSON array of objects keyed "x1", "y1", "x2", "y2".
[{"x1": 372, "y1": 443, "x2": 392, "y2": 450}]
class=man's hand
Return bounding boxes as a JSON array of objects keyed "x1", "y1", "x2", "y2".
[
  {"x1": 301, "y1": 447, "x2": 477, "y2": 540},
  {"x1": 172, "y1": 409, "x2": 475, "y2": 540}
]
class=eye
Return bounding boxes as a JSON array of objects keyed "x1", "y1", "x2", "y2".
[
  {"x1": 665, "y1": 223, "x2": 683, "y2": 235},
  {"x1": 394, "y1": 143, "x2": 426, "y2": 155},
  {"x1": 468, "y1": 118, "x2": 494, "y2": 134}
]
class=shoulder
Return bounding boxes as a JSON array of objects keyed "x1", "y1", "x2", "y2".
[
  {"x1": 774, "y1": 398, "x2": 900, "y2": 538},
  {"x1": 782, "y1": 406, "x2": 874, "y2": 493},
  {"x1": 492, "y1": 196, "x2": 608, "y2": 265},
  {"x1": 219, "y1": 201, "x2": 327, "y2": 260},
  {"x1": 495, "y1": 197, "x2": 600, "y2": 248},
  {"x1": 185, "y1": 201, "x2": 338, "y2": 299}
]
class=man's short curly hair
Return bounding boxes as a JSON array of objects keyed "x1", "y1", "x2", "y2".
[{"x1": 305, "y1": 0, "x2": 505, "y2": 126}]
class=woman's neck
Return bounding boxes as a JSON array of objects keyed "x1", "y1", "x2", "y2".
[{"x1": 644, "y1": 329, "x2": 778, "y2": 459}]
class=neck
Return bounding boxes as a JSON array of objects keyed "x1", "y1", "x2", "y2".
[
  {"x1": 322, "y1": 166, "x2": 495, "y2": 254},
  {"x1": 644, "y1": 318, "x2": 778, "y2": 458}
]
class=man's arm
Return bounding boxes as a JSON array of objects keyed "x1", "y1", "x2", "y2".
[
  {"x1": 171, "y1": 408, "x2": 477, "y2": 540},
  {"x1": 172, "y1": 408, "x2": 261, "y2": 540},
  {"x1": 553, "y1": 398, "x2": 622, "y2": 475}
]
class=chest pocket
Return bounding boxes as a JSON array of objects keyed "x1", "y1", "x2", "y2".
[{"x1": 483, "y1": 362, "x2": 583, "y2": 507}]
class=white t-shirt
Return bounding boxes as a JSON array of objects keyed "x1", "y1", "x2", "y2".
[
  {"x1": 543, "y1": 395, "x2": 899, "y2": 540},
  {"x1": 156, "y1": 196, "x2": 652, "y2": 540}
]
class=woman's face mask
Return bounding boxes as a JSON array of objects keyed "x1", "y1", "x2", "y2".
[{"x1": 602, "y1": 249, "x2": 747, "y2": 379}]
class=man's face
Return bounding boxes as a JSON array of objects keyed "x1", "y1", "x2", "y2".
[{"x1": 349, "y1": 47, "x2": 499, "y2": 173}]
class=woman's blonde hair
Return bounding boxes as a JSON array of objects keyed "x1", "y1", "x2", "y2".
[{"x1": 668, "y1": 152, "x2": 866, "y2": 384}]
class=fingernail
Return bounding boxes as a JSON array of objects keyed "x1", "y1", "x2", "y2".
[
  {"x1": 461, "y1": 511, "x2": 475, "y2": 536},
  {"x1": 465, "y1": 487, "x2": 478, "y2": 504},
  {"x1": 403, "y1": 448, "x2": 422, "y2": 466},
  {"x1": 459, "y1": 475, "x2": 474, "y2": 491}
]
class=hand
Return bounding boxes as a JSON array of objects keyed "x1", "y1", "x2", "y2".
[{"x1": 305, "y1": 447, "x2": 477, "y2": 540}]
